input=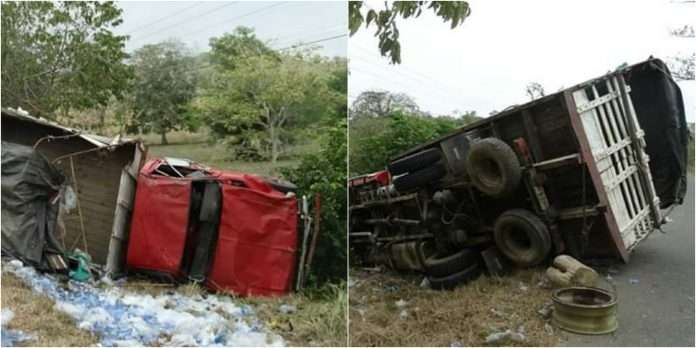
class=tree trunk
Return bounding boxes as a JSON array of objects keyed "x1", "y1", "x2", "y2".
[
  {"x1": 269, "y1": 123, "x2": 277, "y2": 164},
  {"x1": 161, "y1": 132, "x2": 168, "y2": 145}
]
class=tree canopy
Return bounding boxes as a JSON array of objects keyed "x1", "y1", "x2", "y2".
[
  {"x1": 1, "y1": 1, "x2": 131, "y2": 118},
  {"x1": 131, "y1": 40, "x2": 198, "y2": 144},
  {"x1": 349, "y1": 1, "x2": 471, "y2": 64},
  {"x1": 349, "y1": 90, "x2": 421, "y2": 119}
]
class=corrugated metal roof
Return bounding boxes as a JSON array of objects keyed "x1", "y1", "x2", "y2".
[{"x1": 1, "y1": 107, "x2": 136, "y2": 148}]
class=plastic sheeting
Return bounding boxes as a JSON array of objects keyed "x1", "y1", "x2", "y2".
[
  {"x1": 1, "y1": 141, "x2": 64, "y2": 267},
  {"x1": 3, "y1": 260, "x2": 284, "y2": 347}
]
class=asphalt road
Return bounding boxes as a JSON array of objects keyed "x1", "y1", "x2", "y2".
[{"x1": 564, "y1": 176, "x2": 695, "y2": 347}]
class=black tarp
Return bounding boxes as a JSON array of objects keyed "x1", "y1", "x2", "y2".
[
  {"x1": 624, "y1": 58, "x2": 689, "y2": 208},
  {"x1": 1, "y1": 141, "x2": 65, "y2": 267}
]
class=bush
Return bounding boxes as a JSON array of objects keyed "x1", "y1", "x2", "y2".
[
  {"x1": 281, "y1": 120, "x2": 347, "y2": 286},
  {"x1": 349, "y1": 112, "x2": 468, "y2": 175}
]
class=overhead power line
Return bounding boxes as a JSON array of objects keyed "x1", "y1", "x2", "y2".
[
  {"x1": 129, "y1": 2, "x2": 239, "y2": 44},
  {"x1": 176, "y1": 2, "x2": 286, "y2": 41},
  {"x1": 276, "y1": 33, "x2": 347, "y2": 51},
  {"x1": 125, "y1": 2, "x2": 203, "y2": 35}
]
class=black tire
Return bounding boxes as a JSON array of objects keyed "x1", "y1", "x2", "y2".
[
  {"x1": 388, "y1": 148, "x2": 443, "y2": 176},
  {"x1": 493, "y1": 209, "x2": 551, "y2": 267},
  {"x1": 393, "y1": 164, "x2": 447, "y2": 192},
  {"x1": 423, "y1": 247, "x2": 480, "y2": 278},
  {"x1": 429, "y1": 263, "x2": 482, "y2": 290},
  {"x1": 466, "y1": 138, "x2": 521, "y2": 197}
]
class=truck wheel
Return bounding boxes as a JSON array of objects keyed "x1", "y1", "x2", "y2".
[
  {"x1": 493, "y1": 209, "x2": 551, "y2": 267},
  {"x1": 393, "y1": 164, "x2": 446, "y2": 192},
  {"x1": 388, "y1": 148, "x2": 442, "y2": 176},
  {"x1": 423, "y1": 247, "x2": 480, "y2": 278},
  {"x1": 466, "y1": 138, "x2": 521, "y2": 197},
  {"x1": 428, "y1": 263, "x2": 482, "y2": 290}
]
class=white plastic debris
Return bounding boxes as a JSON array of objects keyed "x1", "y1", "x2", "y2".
[
  {"x1": 399, "y1": 310, "x2": 408, "y2": 320},
  {"x1": 4, "y1": 259, "x2": 284, "y2": 347},
  {"x1": 395, "y1": 299, "x2": 408, "y2": 308},
  {"x1": 485, "y1": 328, "x2": 526, "y2": 344},
  {"x1": 450, "y1": 340, "x2": 463, "y2": 347},
  {"x1": 519, "y1": 282, "x2": 529, "y2": 292},
  {"x1": 1, "y1": 309, "x2": 14, "y2": 325},
  {"x1": 419, "y1": 277, "x2": 430, "y2": 288},
  {"x1": 279, "y1": 304, "x2": 297, "y2": 315}
]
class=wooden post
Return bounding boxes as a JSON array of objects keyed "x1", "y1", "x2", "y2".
[
  {"x1": 546, "y1": 254, "x2": 598, "y2": 287},
  {"x1": 301, "y1": 193, "x2": 322, "y2": 287}
]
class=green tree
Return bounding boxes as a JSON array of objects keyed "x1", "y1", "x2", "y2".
[
  {"x1": 1, "y1": 1, "x2": 131, "y2": 118},
  {"x1": 131, "y1": 40, "x2": 198, "y2": 144},
  {"x1": 349, "y1": 1, "x2": 471, "y2": 64},
  {"x1": 350, "y1": 112, "x2": 466, "y2": 175},
  {"x1": 281, "y1": 120, "x2": 347, "y2": 285},
  {"x1": 208, "y1": 26, "x2": 278, "y2": 70},
  {"x1": 195, "y1": 53, "x2": 341, "y2": 163},
  {"x1": 349, "y1": 90, "x2": 421, "y2": 119}
]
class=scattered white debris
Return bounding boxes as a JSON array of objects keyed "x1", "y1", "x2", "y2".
[
  {"x1": 395, "y1": 299, "x2": 408, "y2": 308},
  {"x1": 606, "y1": 274, "x2": 613, "y2": 281},
  {"x1": 485, "y1": 328, "x2": 526, "y2": 344},
  {"x1": 419, "y1": 277, "x2": 430, "y2": 288},
  {"x1": 399, "y1": 310, "x2": 408, "y2": 320},
  {"x1": 278, "y1": 304, "x2": 297, "y2": 315},
  {"x1": 347, "y1": 278, "x2": 356, "y2": 288},
  {"x1": 1, "y1": 309, "x2": 15, "y2": 325},
  {"x1": 537, "y1": 302, "x2": 553, "y2": 319},
  {"x1": 544, "y1": 323, "x2": 554, "y2": 336},
  {"x1": 450, "y1": 340, "x2": 463, "y2": 347},
  {"x1": 4, "y1": 260, "x2": 284, "y2": 347},
  {"x1": 491, "y1": 308, "x2": 507, "y2": 319},
  {"x1": 629, "y1": 278, "x2": 639, "y2": 284},
  {"x1": 519, "y1": 282, "x2": 529, "y2": 292}
]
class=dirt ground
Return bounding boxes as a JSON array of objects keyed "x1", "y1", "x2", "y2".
[{"x1": 349, "y1": 267, "x2": 562, "y2": 347}]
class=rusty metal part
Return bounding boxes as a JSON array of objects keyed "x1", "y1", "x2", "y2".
[{"x1": 551, "y1": 287, "x2": 618, "y2": 335}]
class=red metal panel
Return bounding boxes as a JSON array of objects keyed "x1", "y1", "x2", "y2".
[
  {"x1": 207, "y1": 185, "x2": 298, "y2": 296},
  {"x1": 126, "y1": 173, "x2": 192, "y2": 275}
]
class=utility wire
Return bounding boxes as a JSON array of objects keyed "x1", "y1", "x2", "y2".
[
  {"x1": 276, "y1": 33, "x2": 347, "y2": 51},
  {"x1": 175, "y1": 2, "x2": 286, "y2": 41},
  {"x1": 125, "y1": 2, "x2": 203, "y2": 35},
  {"x1": 129, "y1": 2, "x2": 239, "y2": 44}
]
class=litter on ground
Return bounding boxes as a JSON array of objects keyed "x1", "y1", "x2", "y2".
[
  {"x1": 2, "y1": 259, "x2": 284, "y2": 347},
  {"x1": 1, "y1": 308, "x2": 35, "y2": 346}
]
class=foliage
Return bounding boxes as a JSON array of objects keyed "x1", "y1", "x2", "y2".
[
  {"x1": 208, "y1": 26, "x2": 278, "y2": 70},
  {"x1": 1, "y1": 1, "x2": 131, "y2": 118},
  {"x1": 194, "y1": 41, "x2": 345, "y2": 162},
  {"x1": 130, "y1": 40, "x2": 198, "y2": 144},
  {"x1": 349, "y1": 1, "x2": 471, "y2": 64},
  {"x1": 525, "y1": 82, "x2": 546, "y2": 100},
  {"x1": 349, "y1": 90, "x2": 421, "y2": 119},
  {"x1": 350, "y1": 112, "x2": 475, "y2": 175},
  {"x1": 666, "y1": 53, "x2": 695, "y2": 81},
  {"x1": 281, "y1": 120, "x2": 347, "y2": 285}
]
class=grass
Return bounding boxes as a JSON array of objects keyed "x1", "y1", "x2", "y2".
[
  {"x1": 348, "y1": 267, "x2": 560, "y2": 347},
  {"x1": 134, "y1": 130, "x2": 309, "y2": 177},
  {"x1": 1, "y1": 272, "x2": 98, "y2": 347}
]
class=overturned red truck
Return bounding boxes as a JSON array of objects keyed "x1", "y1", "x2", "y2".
[
  {"x1": 127, "y1": 158, "x2": 299, "y2": 296},
  {"x1": 349, "y1": 58, "x2": 689, "y2": 290}
]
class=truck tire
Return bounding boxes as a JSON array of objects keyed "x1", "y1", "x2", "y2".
[
  {"x1": 428, "y1": 263, "x2": 482, "y2": 290},
  {"x1": 493, "y1": 209, "x2": 551, "y2": 267},
  {"x1": 423, "y1": 247, "x2": 480, "y2": 278},
  {"x1": 388, "y1": 148, "x2": 442, "y2": 176},
  {"x1": 393, "y1": 164, "x2": 447, "y2": 192},
  {"x1": 466, "y1": 138, "x2": 521, "y2": 197}
]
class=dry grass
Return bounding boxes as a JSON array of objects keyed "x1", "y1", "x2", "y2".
[
  {"x1": 349, "y1": 268, "x2": 560, "y2": 347},
  {"x1": 0, "y1": 272, "x2": 98, "y2": 347},
  {"x1": 239, "y1": 284, "x2": 348, "y2": 347}
]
